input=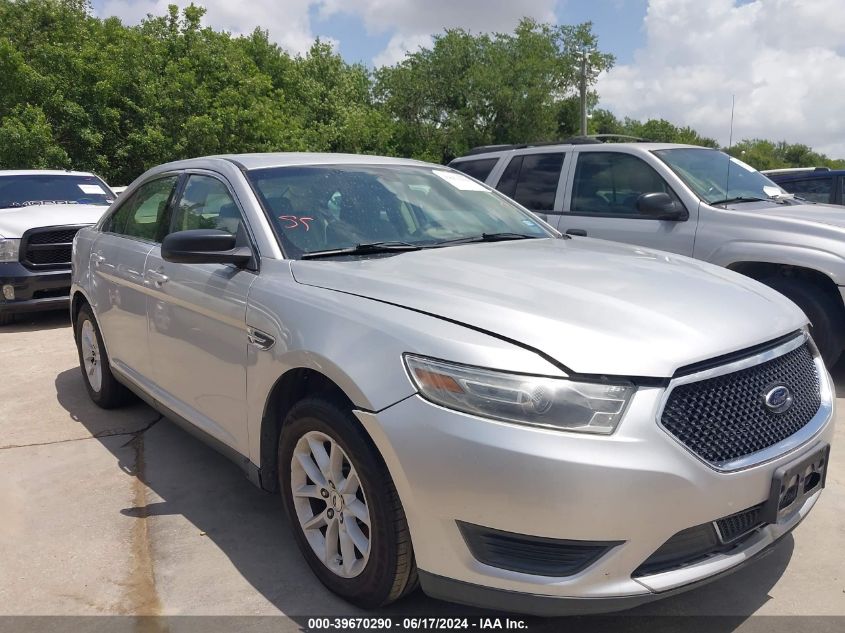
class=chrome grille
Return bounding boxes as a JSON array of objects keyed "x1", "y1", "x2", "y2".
[{"x1": 661, "y1": 341, "x2": 821, "y2": 465}]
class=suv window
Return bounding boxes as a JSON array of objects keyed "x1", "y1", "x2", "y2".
[
  {"x1": 571, "y1": 152, "x2": 676, "y2": 216},
  {"x1": 450, "y1": 158, "x2": 498, "y2": 182},
  {"x1": 107, "y1": 176, "x2": 178, "y2": 241},
  {"x1": 170, "y1": 175, "x2": 244, "y2": 237},
  {"x1": 495, "y1": 153, "x2": 564, "y2": 211},
  {"x1": 781, "y1": 177, "x2": 833, "y2": 204}
]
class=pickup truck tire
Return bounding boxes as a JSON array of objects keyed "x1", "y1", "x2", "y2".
[
  {"x1": 761, "y1": 277, "x2": 845, "y2": 366},
  {"x1": 279, "y1": 397, "x2": 418, "y2": 608},
  {"x1": 74, "y1": 304, "x2": 132, "y2": 408}
]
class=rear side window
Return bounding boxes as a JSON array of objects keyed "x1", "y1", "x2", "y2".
[
  {"x1": 571, "y1": 152, "x2": 676, "y2": 216},
  {"x1": 450, "y1": 158, "x2": 498, "y2": 182},
  {"x1": 779, "y1": 177, "x2": 833, "y2": 203},
  {"x1": 106, "y1": 176, "x2": 178, "y2": 241},
  {"x1": 495, "y1": 153, "x2": 565, "y2": 211}
]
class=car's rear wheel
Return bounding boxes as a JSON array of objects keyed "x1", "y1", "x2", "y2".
[
  {"x1": 74, "y1": 304, "x2": 131, "y2": 408},
  {"x1": 279, "y1": 397, "x2": 418, "y2": 608},
  {"x1": 761, "y1": 276, "x2": 845, "y2": 366}
]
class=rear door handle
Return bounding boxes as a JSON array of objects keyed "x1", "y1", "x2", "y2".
[
  {"x1": 146, "y1": 269, "x2": 169, "y2": 286},
  {"x1": 565, "y1": 229, "x2": 587, "y2": 237}
]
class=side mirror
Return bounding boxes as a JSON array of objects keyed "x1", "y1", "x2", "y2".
[
  {"x1": 161, "y1": 229, "x2": 252, "y2": 266},
  {"x1": 636, "y1": 192, "x2": 689, "y2": 221}
]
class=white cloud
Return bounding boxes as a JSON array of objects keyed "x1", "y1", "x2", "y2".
[
  {"x1": 99, "y1": 0, "x2": 324, "y2": 55},
  {"x1": 319, "y1": 0, "x2": 558, "y2": 66},
  {"x1": 597, "y1": 0, "x2": 845, "y2": 157}
]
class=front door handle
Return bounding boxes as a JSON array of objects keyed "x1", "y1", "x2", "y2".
[
  {"x1": 146, "y1": 269, "x2": 169, "y2": 286},
  {"x1": 565, "y1": 229, "x2": 587, "y2": 237}
]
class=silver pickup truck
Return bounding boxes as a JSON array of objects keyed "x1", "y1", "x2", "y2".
[{"x1": 450, "y1": 142, "x2": 845, "y2": 366}]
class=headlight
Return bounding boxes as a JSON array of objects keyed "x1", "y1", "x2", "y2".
[
  {"x1": 404, "y1": 355, "x2": 636, "y2": 434},
  {"x1": 0, "y1": 238, "x2": 20, "y2": 262}
]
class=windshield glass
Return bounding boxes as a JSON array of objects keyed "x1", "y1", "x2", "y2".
[
  {"x1": 653, "y1": 148, "x2": 786, "y2": 205},
  {"x1": 247, "y1": 164, "x2": 552, "y2": 258},
  {"x1": 0, "y1": 174, "x2": 115, "y2": 209}
]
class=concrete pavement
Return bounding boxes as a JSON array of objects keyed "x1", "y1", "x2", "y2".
[{"x1": 0, "y1": 311, "x2": 843, "y2": 622}]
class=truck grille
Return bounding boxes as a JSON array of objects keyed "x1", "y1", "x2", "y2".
[
  {"x1": 661, "y1": 341, "x2": 821, "y2": 465},
  {"x1": 20, "y1": 226, "x2": 85, "y2": 270}
]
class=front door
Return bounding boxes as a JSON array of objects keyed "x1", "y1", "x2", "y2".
[
  {"x1": 145, "y1": 172, "x2": 256, "y2": 454},
  {"x1": 556, "y1": 150, "x2": 697, "y2": 256}
]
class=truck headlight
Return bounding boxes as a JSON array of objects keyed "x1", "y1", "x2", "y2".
[
  {"x1": 0, "y1": 238, "x2": 20, "y2": 262},
  {"x1": 404, "y1": 355, "x2": 635, "y2": 434}
]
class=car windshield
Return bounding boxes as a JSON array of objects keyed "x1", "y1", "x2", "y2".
[
  {"x1": 654, "y1": 148, "x2": 787, "y2": 205},
  {"x1": 0, "y1": 174, "x2": 115, "y2": 209},
  {"x1": 246, "y1": 164, "x2": 552, "y2": 258}
]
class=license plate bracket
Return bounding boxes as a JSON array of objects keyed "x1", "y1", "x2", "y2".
[{"x1": 761, "y1": 444, "x2": 829, "y2": 524}]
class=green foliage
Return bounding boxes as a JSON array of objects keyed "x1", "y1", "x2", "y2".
[
  {"x1": 376, "y1": 19, "x2": 614, "y2": 162},
  {"x1": 0, "y1": 1, "x2": 840, "y2": 184},
  {"x1": 725, "y1": 139, "x2": 845, "y2": 171}
]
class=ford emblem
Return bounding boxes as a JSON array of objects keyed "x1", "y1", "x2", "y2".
[{"x1": 764, "y1": 385, "x2": 793, "y2": 414}]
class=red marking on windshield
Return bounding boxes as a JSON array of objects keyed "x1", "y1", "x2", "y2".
[{"x1": 279, "y1": 215, "x2": 314, "y2": 231}]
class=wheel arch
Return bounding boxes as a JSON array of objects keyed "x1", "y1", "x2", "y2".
[
  {"x1": 258, "y1": 367, "x2": 357, "y2": 493},
  {"x1": 726, "y1": 261, "x2": 844, "y2": 309}
]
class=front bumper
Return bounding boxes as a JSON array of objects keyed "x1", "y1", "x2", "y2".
[
  {"x1": 354, "y1": 377, "x2": 834, "y2": 614},
  {"x1": 0, "y1": 262, "x2": 72, "y2": 315}
]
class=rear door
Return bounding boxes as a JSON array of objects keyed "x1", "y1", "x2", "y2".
[
  {"x1": 557, "y1": 149, "x2": 697, "y2": 256},
  {"x1": 144, "y1": 172, "x2": 257, "y2": 454},
  {"x1": 493, "y1": 151, "x2": 568, "y2": 224},
  {"x1": 90, "y1": 175, "x2": 179, "y2": 380}
]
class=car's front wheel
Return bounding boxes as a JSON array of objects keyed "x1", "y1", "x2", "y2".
[
  {"x1": 279, "y1": 397, "x2": 418, "y2": 608},
  {"x1": 74, "y1": 304, "x2": 131, "y2": 408}
]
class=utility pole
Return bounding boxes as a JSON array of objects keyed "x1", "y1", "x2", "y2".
[{"x1": 579, "y1": 49, "x2": 588, "y2": 136}]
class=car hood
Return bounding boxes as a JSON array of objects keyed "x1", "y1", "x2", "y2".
[
  {"x1": 0, "y1": 204, "x2": 107, "y2": 238},
  {"x1": 727, "y1": 200, "x2": 845, "y2": 231},
  {"x1": 290, "y1": 238, "x2": 807, "y2": 378}
]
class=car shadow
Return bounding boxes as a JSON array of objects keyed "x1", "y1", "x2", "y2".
[
  {"x1": 1, "y1": 310, "x2": 70, "y2": 333},
  {"x1": 54, "y1": 366, "x2": 795, "y2": 630}
]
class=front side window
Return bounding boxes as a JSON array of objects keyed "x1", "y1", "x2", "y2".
[
  {"x1": 571, "y1": 152, "x2": 677, "y2": 216},
  {"x1": 495, "y1": 153, "x2": 565, "y2": 211},
  {"x1": 0, "y1": 174, "x2": 114, "y2": 209},
  {"x1": 169, "y1": 175, "x2": 244, "y2": 237},
  {"x1": 779, "y1": 177, "x2": 833, "y2": 204},
  {"x1": 654, "y1": 148, "x2": 786, "y2": 205},
  {"x1": 247, "y1": 164, "x2": 551, "y2": 258},
  {"x1": 450, "y1": 158, "x2": 498, "y2": 182},
  {"x1": 107, "y1": 176, "x2": 178, "y2": 241}
]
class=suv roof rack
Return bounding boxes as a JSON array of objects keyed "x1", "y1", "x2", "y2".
[
  {"x1": 761, "y1": 167, "x2": 831, "y2": 175},
  {"x1": 463, "y1": 134, "x2": 651, "y2": 157}
]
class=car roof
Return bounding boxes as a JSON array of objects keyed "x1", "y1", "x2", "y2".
[
  {"x1": 153, "y1": 153, "x2": 434, "y2": 172},
  {"x1": 0, "y1": 169, "x2": 99, "y2": 177},
  {"x1": 450, "y1": 142, "x2": 708, "y2": 162}
]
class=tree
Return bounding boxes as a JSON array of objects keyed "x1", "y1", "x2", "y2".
[{"x1": 375, "y1": 19, "x2": 614, "y2": 163}]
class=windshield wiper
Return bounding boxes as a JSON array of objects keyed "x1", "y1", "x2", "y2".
[
  {"x1": 301, "y1": 241, "x2": 422, "y2": 260},
  {"x1": 432, "y1": 232, "x2": 541, "y2": 247},
  {"x1": 710, "y1": 196, "x2": 768, "y2": 205}
]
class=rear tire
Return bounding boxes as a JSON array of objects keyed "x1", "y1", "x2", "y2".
[
  {"x1": 74, "y1": 304, "x2": 132, "y2": 408},
  {"x1": 761, "y1": 276, "x2": 845, "y2": 366},
  {"x1": 278, "y1": 397, "x2": 418, "y2": 608}
]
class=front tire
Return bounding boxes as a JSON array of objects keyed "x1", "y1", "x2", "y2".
[
  {"x1": 74, "y1": 304, "x2": 131, "y2": 408},
  {"x1": 761, "y1": 276, "x2": 845, "y2": 366},
  {"x1": 0, "y1": 311, "x2": 14, "y2": 326},
  {"x1": 279, "y1": 397, "x2": 418, "y2": 608}
]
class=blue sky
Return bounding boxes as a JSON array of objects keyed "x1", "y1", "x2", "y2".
[{"x1": 310, "y1": 1, "x2": 649, "y2": 66}]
